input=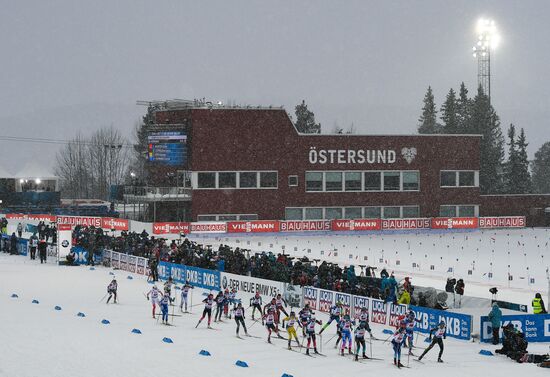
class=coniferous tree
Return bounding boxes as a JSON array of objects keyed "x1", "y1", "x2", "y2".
[
  {"x1": 532, "y1": 141, "x2": 550, "y2": 193},
  {"x1": 469, "y1": 86, "x2": 505, "y2": 193},
  {"x1": 456, "y1": 82, "x2": 471, "y2": 133},
  {"x1": 504, "y1": 124, "x2": 519, "y2": 193},
  {"x1": 294, "y1": 100, "x2": 321, "y2": 133},
  {"x1": 515, "y1": 128, "x2": 532, "y2": 193},
  {"x1": 440, "y1": 88, "x2": 459, "y2": 133},
  {"x1": 418, "y1": 86, "x2": 442, "y2": 134}
]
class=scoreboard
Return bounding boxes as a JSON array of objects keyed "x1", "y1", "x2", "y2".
[{"x1": 147, "y1": 131, "x2": 187, "y2": 166}]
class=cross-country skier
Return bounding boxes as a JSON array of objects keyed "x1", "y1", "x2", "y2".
[
  {"x1": 404, "y1": 310, "x2": 421, "y2": 352},
  {"x1": 160, "y1": 293, "x2": 170, "y2": 324},
  {"x1": 214, "y1": 291, "x2": 225, "y2": 322},
  {"x1": 196, "y1": 293, "x2": 214, "y2": 328},
  {"x1": 164, "y1": 277, "x2": 174, "y2": 305},
  {"x1": 299, "y1": 304, "x2": 311, "y2": 336},
  {"x1": 319, "y1": 301, "x2": 342, "y2": 334},
  {"x1": 339, "y1": 314, "x2": 354, "y2": 356},
  {"x1": 305, "y1": 313, "x2": 323, "y2": 355},
  {"x1": 282, "y1": 311, "x2": 301, "y2": 350},
  {"x1": 335, "y1": 317, "x2": 344, "y2": 349},
  {"x1": 250, "y1": 291, "x2": 263, "y2": 320},
  {"x1": 391, "y1": 322, "x2": 407, "y2": 368},
  {"x1": 106, "y1": 279, "x2": 117, "y2": 304},
  {"x1": 354, "y1": 322, "x2": 369, "y2": 361},
  {"x1": 417, "y1": 321, "x2": 446, "y2": 363},
  {"x1": 275, "y1": 293, "x2": 289, "y2": 321},
  {"x1": 146, "y1": 285, "x2": 162, "y2": 318},
  {"x1": 223, "y1": 288, "x2": 231, "y2": 318},
  {"x1": 180, "y1": 281, "x2": 193, "y2": 312},
  {"x1": 263, "y1": 298, "x2": 279, "y2": 329},
  {"x1": 263, "y1": 306, "x2": 283, "y2": 343},
  {"x1": 233, "y1": 302, "x2": 248, "y2": 337},
  {"x1": 356, "y1": 307, "x2": 373, "y2": 336}
]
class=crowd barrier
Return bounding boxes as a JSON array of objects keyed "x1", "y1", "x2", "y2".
[
  {"x1": 2, "y1": 213, "x2": 527, "y2": 235},
  {"x1": 480, "y1": 314, "x2": 550, "y2": 343},
  {"x1": 103, "y1": 250, "x2": 149, "y2": 276},
  {"x1": 302, "y1": 286, "x2": 472, "y2": 340}
]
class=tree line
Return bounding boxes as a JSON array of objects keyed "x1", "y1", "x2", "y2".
[{"x1": 417, "y1": 83, "x2": 550, "y2": 194}]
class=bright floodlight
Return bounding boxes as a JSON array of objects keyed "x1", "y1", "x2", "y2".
[
  {"x1": 35, "y1": 178, "x2": 41, "y2": 184},
  {"x1": 474, "y1": 18, "x2": 500, "y2": 50}
]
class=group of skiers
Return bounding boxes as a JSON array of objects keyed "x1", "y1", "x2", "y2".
[{"x1": 146, "y1": 277, "x2": 194, "y2": 324}]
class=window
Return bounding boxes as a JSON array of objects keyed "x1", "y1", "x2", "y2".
[
  {"x1": 218, "y1": 215, "x2": 238, "y2": 221},
  {"x1": 305, "y1": 208, "x2": 323, "y2": 220},
  {"x1": 441, "y1": 171, "x2": 457, "y2": 187},
  {"x1": 439, "y1": 205, "x2": 457, "y2": 217},
  {"x1": 325, "y1": 207, "x2": 343, "y2": 220},
  {"x1": 364, "y1": 206, "x2": 381, "y2": 218},
  {"x1": 459, "y1": 171, "x2": 475, "y2": 187},
  {"x1": 325, "y1": 172, "x2": 343, "y2": 191},
  {"x1": 364, "y1": 172, "x2": 381, "y2": 191},
  {"x1": 383, "y1": 206, "x2": 400, "y2": 218},
  {"x1": 285, "y1": 208, "x2": 303, "y2": 220},
  {"x1": 288, "y1": 175, "x2": 298, "y2": 187},
  {"x1": 239, "y1": 214, "x2": 259, "y2": 220},
  {"x1": 197, "y1": 215, "x2": 217, "y2": 221},
  {"x1": 344, "y1": 172, "x2": 362, "y2": 191},
  {"x1": 197, "y1": 172, "x2": 216, "y2": 188},
  {"x1": 305, "y1": 172, "x2": 323, "y2": 192},
  {"x1": 402, "y1": 206, "x2": 420, "y2": 218},
  {"x1": 344, "y1": 207, "x2": 363, "y2": 219},
  {"x1": 458, "y1": 205, "x2": 476, "y2": 217},
  {"x1": 218, "y1": 172, "x2": 236, "y2": 188},
  {"x1": 239, "y1": 172, "x2": 257, "y2": 188},
  {"x1": 260, "y1": 172, "x2": 277, "y2": 188},
  {"x1": 383, "y1": 172, "x2": 400, "y2": 191},
  {"x1": 402, "y1": 171, "x2": 419, "y2": 191}
]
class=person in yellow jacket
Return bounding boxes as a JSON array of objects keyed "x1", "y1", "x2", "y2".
[
  {"x1": 282, "y1": 311, "x2": 302, "y2": 350},
  {"x1": 398, "y1": 290, "x2": 411, "y2": 305},
  {"x1": 532, "y1": 293, "x2": 547, "y2": 314}
]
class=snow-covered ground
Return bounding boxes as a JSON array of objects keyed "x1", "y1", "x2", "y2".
[{"x1": 1, "y1": 253, "x2": 549, "y2": 377}]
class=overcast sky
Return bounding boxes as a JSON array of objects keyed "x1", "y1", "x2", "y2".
[{"x1": 1, "y1": 0, "x2": 550, "y2": 171}]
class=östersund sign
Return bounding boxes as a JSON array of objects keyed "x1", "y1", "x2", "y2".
[{"x1": 308, "y1": 147, "x2": 417, "y2": 165}]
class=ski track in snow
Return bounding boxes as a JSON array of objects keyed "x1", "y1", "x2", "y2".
[{"x1": 0, "y1": 254, "x2": 549, "y2": 377}]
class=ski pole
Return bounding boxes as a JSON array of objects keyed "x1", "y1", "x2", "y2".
[
  {"x1": 320, "y1": 334, "x2": 323, "y2": 354},
  {"x1": 323, "y1": 333, "x2": 338, "y2": 346},
  {"x1": 382, "y1": 333, "x2": 393, "y2": 344},
  {"x1": 99, "y1": 292, "x2": 108, "y2": 303},
  {"x1": 368, "y1": 336, "x2": 373, "y2": 359}
]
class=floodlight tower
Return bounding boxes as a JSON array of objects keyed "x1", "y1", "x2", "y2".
[{"x1": 472, "y1": 19, "x2": 500, "y2": 102}]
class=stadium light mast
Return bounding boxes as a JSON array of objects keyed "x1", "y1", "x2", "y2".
[{"x1": 472, "y1": 18, "x2": 500, "y2": 102}]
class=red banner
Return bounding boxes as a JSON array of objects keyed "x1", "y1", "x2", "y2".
[
  {"x1": 479, "y1": 216, "x2": 526, "y2": 228},
  {"x1": 58, "y1": 224, "x2": 72, "y2": 231},
  {"x1": 279, "y1": 220, "x2": 331, "y2": 232},
  {"x1": 101, "y1": 217, "x2": 129, "y2": 231},
  {"x1": 6, "y1": 213, "x2": 57, "y2": 222},
  {"x1": 152, "y1": 222, "x2": 191, "y2": 235},
  {"x1": 382, "y1": 218, "x2": 431, "y2": 230},
  {"x1": 331, "y1": 219, "x2": 381, "y2": 231},
  {"x1": 190, "y1": 222, "x2": 227, "y2": 233},
  {"x1": 431, "y1": 217, "x2": 478, "y2": 229},
  {"x1": 227, "y1": 221, "x2": 279, "y2": 233},
  {"x1": 56, "y1": 215, "x2": 102, "y2": 228}
]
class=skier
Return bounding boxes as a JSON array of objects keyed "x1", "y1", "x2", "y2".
[
  {"x1": 164, "y1": 277, "x2": 174, "y2": 305},
  {"x1": 305, "y1": 313, "x2": 323, "y2": 355},
  {"x1": 354, "y1": 322, "x2": 369, "y2": 361},
  {"x1": 263, "y1": 298, "x2": 279, "y2": 329},
  {"x1": 159, "y1": 293, "x2": 170, "y2": 324},
  {"x1": 233, "y1": 302, "x2": 248, "y2": 337},
  {"x1": 282, "y1": 311, "x2": 301, "y2": 350},
  {"x1": 357, "y1": 307, "x2": 373, "y2": 336},
  {"x1": 275, "y1": 293, "x2": 289, "y2": 322},
  {"x1": 263, "y1": 306, "x2": 283, "y2": 343},
  {"x1": 418, "y1": 321, "x2": 446, "y2": 363},
  {"x1": 391, "y1": 322, "x2": 407, "y2": 368},
  {"x1": 106, "y1": 279, "x2": 118, "y2": 304},
  {"x1": 319, "y1": 301, "x2": 342, "y2": 334},
  {"x1": 299, "y1": 304, "x2": 311, "y2": 336},
  {"x1": 339, "y1": 314, "x2": 354, "y2": 356},
  {"x1": 250, "y1": 291, "x2": 263, "y2": 320},
  {"x1": 180, "y1": 281, "x2": 193, "y2": 312},
  {"x1": 146, "y1": 285, "x2": 162, "y2": 318},
  {"x1": 38, "y1": 238, "x2": 47, "y2": 264},
  {"x1": 29, "y1": 233, "x2": 38, "y2": 260},
  {"x1": 404, "y1": 310, "x2": 421, "y2": 351},
  {"x1": 196, "y1": 293, "x2": 214, "y2": 328},
  {"x1": 214, "y1": 291, "x2": 225, "y2": 322},
  {"x1": 223, "y1": 288, "x2": 231, "y2": 318}
]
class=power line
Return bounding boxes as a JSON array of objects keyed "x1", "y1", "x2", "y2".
[{"x1": 0, "y1": 135, "x2": 136, "y2": 148}]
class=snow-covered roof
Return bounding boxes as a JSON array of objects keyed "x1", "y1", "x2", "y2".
[
  {"x1": 0, "y1": 164, "x2": 13, "y2": 178},
  {"x1": 15, "y1": 162, "x2": 57, "y2": 179}
]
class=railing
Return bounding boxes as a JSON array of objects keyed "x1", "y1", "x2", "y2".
[{"x1": 123, "y1": 186, "x2": 192, "y2": 202}]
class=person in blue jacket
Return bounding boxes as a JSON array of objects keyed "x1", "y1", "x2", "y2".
[
  {"x1": 386, "y1": 275, "x2": 398, "y2": 303},
  {"x1": 488, "y1": 303, "x2": 502, "y2": 345}
]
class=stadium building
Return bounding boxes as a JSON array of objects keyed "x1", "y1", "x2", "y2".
[{"x1": 124, "y1": 100, "x2": 550, "y2": 226}]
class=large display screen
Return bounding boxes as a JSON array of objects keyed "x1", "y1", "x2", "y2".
[{"x1": 147, "y1": 131, "x2": 187, "y2": 166}]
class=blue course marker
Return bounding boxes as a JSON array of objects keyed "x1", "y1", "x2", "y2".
[
  {"x1": 282, "y1": 374, "x2": 294, "y2": 377},
  {"x1": 199, "y1": 350, "x2": 211, "y2": 356},
  {"x1": 235, "y1": 360, "x2": 249, "y2": 368},
  {"x1": 11, "y1": 294, "x2": 18, "y2": 298},
  {"x1": 162, "y1": 337, "x2": 173, "y2": 344},
  {"x1": 89, "y1": 267, "x2": 95, "y2": 271},
  {"x1": 127, "y1": 276, "x2": 133, "y2": 280},
  {"x1": 32, "y1": 299, "x2": 39, "y2": 304},
  {"x1": 101, "y1": 319, "x2": 110, "y2": 325},
  {"x1": 54, "y1": 306, "x2": 62, "y2": 311},
  {"x1": 77, "y1": 312, "x2": 86, "y2": 317},
  {"x1": 382, "y1": 329, "x2": 393, "y2": 335},
  {"x1": 131, "y1": 328, "x2": 142, "y2": 334},
  {"x1": 479, "y1": 350, "x2": 494, "y2": 356},
  {"x1": 109, "y1": 272, "x2": 115, "y2": 275}
]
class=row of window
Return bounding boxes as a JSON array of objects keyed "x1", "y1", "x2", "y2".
[
  {"x1": 440, "y1": 171, "x2": 477, "y2": 188},
  {"x1": 197, "y1": 214, "x2": 259, "y2": 221},
  {"x1": 285, "y1": 206, "x2": 421, "y2": 220},
  {"x1": 196, "y1": 171, "x2": 278, "y2": 189},
  {"x1": 439, "y1": 205, "x2": 478, "y2": 217},
  {"x1": 305, "y1": 171, "x2": 420, "y2": 192}
]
